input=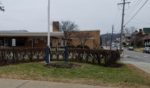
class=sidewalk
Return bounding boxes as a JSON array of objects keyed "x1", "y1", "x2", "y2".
[
  {"x1": 122, "y1": 61, "x2": 150, "y2": 74},
  {"x1": 0, "y1": 78, "x2": 115, "y2": 88}
]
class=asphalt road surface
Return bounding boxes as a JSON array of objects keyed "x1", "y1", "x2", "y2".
[
  {"x1": 121, "y1": 49, "x2": 150, "y2": 74},
  {"x1": 122, "y1": 49, "x2": 150, "y2": 63}
]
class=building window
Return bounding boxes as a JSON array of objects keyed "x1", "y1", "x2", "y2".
[
  {"x1": 4, "y1": 39, "x2": 9, "y2": 46},
  {"x1": 0, "y1": 40, "x2": 3, "y2": 46}
]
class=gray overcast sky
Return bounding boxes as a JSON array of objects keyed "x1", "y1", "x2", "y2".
[{"x1": 0, "y1": 0, "x2": 150, "y2": 34}]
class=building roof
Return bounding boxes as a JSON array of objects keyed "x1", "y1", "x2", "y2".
[
  {"x1": 0, "y1": 32, "x2": 64, "y2": 37},
  {"x1": 64, "y1": 30, "x2": 100, "y2": 32},
  {"x1": 144, "y1": 34, "x2": 150, "y2": 40},
  {"x1": 0, "y1": 30, "x2": 28, "y2": 33},
  {"x1": 143, "y1": 28, "x2": 150, "y2": 34}
]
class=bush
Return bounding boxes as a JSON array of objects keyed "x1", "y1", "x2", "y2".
[
  {"x1": 103, "y1": 50, "x2": 120, "y2": 66},
  {"x1": 68, "y1": 49, "x2": 121, "y2": 66}
]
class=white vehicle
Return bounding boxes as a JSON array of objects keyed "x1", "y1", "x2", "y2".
[
  {"x1": 148, "y1": 47, "x2": 150, "y2": 53},
  {"x1": 128, "y1": 46, "x2": 134, "y2": 50},
  {"x1": 144, "y1": 47, "x2": 150, "y2": 53},
  {"x1": 116, "y1": 46, "x2": 123, "y2": 51}
]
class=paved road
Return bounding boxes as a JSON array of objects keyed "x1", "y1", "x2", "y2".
[
  {"x1": 0, "y1": 78, "x2": 115, "y2": 88},
  {"x1": 122, "y1": 49, "x2": 150, "y2": 63},
  {"x1": 122, "y1": 49, "x2": 150, "y2": 74}
]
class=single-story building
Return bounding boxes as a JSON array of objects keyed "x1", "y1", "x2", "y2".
[
  {"x1": 0, "y1": 31, "x2": 64, "y2": 48},
  {"x1": 0, "y1": 21, "x2": 101, "y2": 49}
]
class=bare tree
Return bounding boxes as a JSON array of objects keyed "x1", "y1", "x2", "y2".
[
  {"x1": 125, "y1": 26, "x2": 136, "y2": 34},
  {"x1": 64, "y1": 31, "x2": 72, "y2": 46},
  {"x1": 60, "y1": 21, "x2": 78, "y2": 32}
]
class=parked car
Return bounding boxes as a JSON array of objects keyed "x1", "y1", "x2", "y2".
[
  {"x1": 128, "y1": 46, "x2": 134, "y2": 51},
  {"x1": 144, "y1": 47, "x2": 150, "y2": 53}
]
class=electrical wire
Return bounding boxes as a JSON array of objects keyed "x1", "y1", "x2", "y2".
[
  {"x1": 129, "y1": 0, "x2": 143, "y2": 11},
  {"x1": 135, "y1": 18, "x2": 150, "y2": 24},
  {"x1": 133, "y1": 0, "x2": 143, "y2": 7},
  {"x1": 126, "y1": 0, "x2": 143, "y2": 18},
  {"x1": 125, "y1": 0, "x2": 149, "y2": 25}
]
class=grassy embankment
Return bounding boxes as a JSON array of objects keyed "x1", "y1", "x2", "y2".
[{"x1": 0, "y1": 62, "x2": 149, "y2": 87}]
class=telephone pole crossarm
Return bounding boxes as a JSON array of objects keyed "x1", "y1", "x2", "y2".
[{"x1": 118, "y1": 2, "x2": 130, "y2": 5}]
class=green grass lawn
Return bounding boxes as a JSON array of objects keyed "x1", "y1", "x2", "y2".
[{"x1": 0, "y1": 62, "x2": 150, "y2": 87}]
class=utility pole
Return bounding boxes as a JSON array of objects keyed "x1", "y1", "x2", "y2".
[
  {"x1": 110, "y1": 25, "x2": 114, "y2": 50},
  {"x1": 106, "y1": 32, "x2": 109, "y2": 48},
  {"x1": 118, "y1": 0, "x2": 130, "y2": 51}
]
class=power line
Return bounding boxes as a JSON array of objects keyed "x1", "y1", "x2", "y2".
[
  {"x1": 126, "y1": 0, "x2": 143, "y2": 19},
  {"x1": 132, "y1": 18, "x2": 150, "y2": 24},
  {"x1": 125, "y1": 0, "x2": 149, "y2": 25},
  {"x1": 128, "y1": 0, "x2": 143, "y2": 13},
  {"x1": 133, "y1": 0, "x2": 143, "y2": 7}
]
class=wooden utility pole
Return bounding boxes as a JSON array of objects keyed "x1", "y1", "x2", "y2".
[
  {"x1": 118, "y1": 0, "x2": 130, "y2": 50},
  {"x1": 106, "y1": 32, "x2": 108, "y2": 48}
]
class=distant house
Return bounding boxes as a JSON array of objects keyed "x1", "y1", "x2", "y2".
[
  {"x1": 143, "y1": 28, "x2": 150, "y2": 47},
  {"x1": 130, "y1": 29, "x2": 145, "y2": 47},
  {"x1": 0, "y1": 21, "x2": 101, "y2": 49},
  {"x1": 129, "y1": 28, "x2": 150, "y2": 47},
  {"x1": 124, "y1": 33, "x2": 132, "y2": 46},
  {"x1": 143, "y1": 28, "x2": 150, "y2": 34}
]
